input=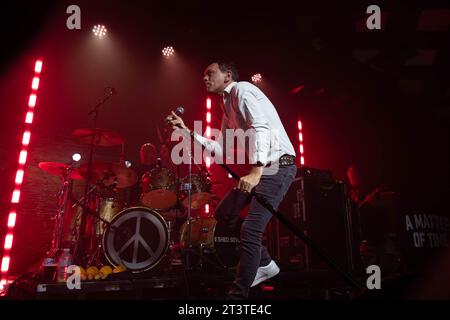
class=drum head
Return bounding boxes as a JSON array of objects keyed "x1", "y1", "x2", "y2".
[
  {"x1": 103, "y1": 207, "x2": 168, "y2": 273},
  {"x1": 181, "y1": 174, "x2": 211, "y2": 210},
  {"x1": 141, "y1": 190, "x2": 177, "y2": 210},
  {"x1": 182, "y1": 193, "x2": 211, "y2": 210},
  {"x1": 157, "y1": 208, "x2": 184, "y2": 221},
  {"x1": 141, "y1": 168, "x2": 177, "y2": 210}
]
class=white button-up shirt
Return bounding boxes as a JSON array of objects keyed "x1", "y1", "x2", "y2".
[{"x1": 193, "y1": 81, "x2": 295, "y2": 170}]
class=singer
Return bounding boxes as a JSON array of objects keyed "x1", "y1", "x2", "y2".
[{"x1": 166, "y1": 61, "x2": 297, "y2": 299}]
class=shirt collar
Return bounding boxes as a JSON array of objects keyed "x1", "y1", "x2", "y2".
[{"x1": 223, "y1": 81, "x2": 236, "y2": 95}]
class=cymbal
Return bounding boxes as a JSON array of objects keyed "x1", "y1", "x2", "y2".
[
  {"x1": 72, "y1": 128, "x2": 124, "y2": 147},
  {"x1": 38, "y1": 162, "x2": 83, "y2": 180},
  {"x1": 79, "y1": 161, "x2": 138, "y2": 188}
]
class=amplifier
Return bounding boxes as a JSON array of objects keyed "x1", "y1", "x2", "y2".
[{"x1": 270, "y1": 167, "x2": 355, "y2": 272}]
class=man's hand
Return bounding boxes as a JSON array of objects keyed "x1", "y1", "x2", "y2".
[
  {"x1": 237, "y1": 166, "x2": 263, "y2": 193},
  {"x1": 165, "y1": 111, "x2": 189, "y2": 131}
]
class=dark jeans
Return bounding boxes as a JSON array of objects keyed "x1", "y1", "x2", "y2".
[{"x1": 214, "y1": 165, "x2": 297, "y2": 299}]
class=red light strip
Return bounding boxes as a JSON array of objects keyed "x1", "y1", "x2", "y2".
[
  {"x1": 204, "y1": 97, "x2": 212, "y2": 215},
  {"x1": 298, "y1": 120, "x2": 305, "y2": 165},
  {"x1": 25, "y1": 112, "x2": 34, "y2": 124},
  {"x1": 205, "y1": 97, "x2": 212, "y2": 166},
  {"x1": 0, "y1": 59, "x2": 43, "y2": 285}
]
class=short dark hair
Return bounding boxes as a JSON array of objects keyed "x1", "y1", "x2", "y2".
[{"x1": 215, "y1": 60, "x2": 239, "y2": 82}]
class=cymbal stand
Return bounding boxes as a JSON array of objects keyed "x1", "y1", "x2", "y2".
[
  {"x1": 74, "y1": 89, "x2": 114, "y2": 265},
  {"x1": 48, "y1": 165, "x2": 75, "y2": 259},
  {"x1": 184, "y1": 148, "x2": 193, "y2": 269}
]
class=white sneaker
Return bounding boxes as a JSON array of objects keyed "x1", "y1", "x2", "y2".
[{"x1": 251, "y1": 260, "x2": 280, "y2": 287}]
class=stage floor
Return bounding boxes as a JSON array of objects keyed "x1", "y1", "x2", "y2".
[{"x1": 5, "y1": 266, "x2": 358, "y2": 300}]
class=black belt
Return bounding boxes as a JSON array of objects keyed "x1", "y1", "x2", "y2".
[
  {"x1": 279, "y1": 154, "x2": 296, "y2": 166},
  {"x1": 265, "y1": 154, "x2": 295, "y2": 167}
]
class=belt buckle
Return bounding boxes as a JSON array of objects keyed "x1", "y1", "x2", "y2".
[{"x1": 280, "y1": 155, "x2": 294, "y2": 166}]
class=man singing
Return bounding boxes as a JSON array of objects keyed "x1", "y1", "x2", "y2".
[{"x1": 166, "y1": 61, "x2": 297, "y2": 299}]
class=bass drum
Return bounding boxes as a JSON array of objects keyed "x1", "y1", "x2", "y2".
[
  {"x1": 103, "y1": 207, "x2": 169, "y2": 273},
  {"x1": 180, "y1": 217, "x2": 240, "y2": 268}
]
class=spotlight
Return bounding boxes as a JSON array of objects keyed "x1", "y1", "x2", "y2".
[
  {"x1": 92, "y1": 25, "x2": 107, "y2": 38},
  {"x1": 125, "y1": 160, "x2": 132, "y2": 168},
  {"x1": 162, "y1": 46, "x2": 175, "y2": 57},
  {"x1": 72, "y1": 153, "x2": 81, "y2": 162},
  {"x1": 251, "y1": 73, "x2": 262, "y2": 83}
]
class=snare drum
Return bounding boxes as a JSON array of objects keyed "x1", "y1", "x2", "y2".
[
  {"x1": 64, "y1": 196, "x2": 123, "y2": 244},
  {"x1": 95, "y1": 197, "x2": 124, "y2": 236}
]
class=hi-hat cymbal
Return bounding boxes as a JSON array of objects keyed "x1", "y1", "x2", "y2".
[
  {"x1": 79, "y1": 161, "x2": 138, "y2": 188},
  {"x1": 38, "y1": 162, "x2": 83, "y2": 180},
  {"x1": 72, "y1": 128, "x2": 124, "y2": 147}
]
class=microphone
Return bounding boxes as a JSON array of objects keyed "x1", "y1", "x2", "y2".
[
  {"x1": 174, "y1": 106, "x2": 184, "y2": 116},
  {"x1": 167, "y1": 106, "x2": 185, "y2": 128}
]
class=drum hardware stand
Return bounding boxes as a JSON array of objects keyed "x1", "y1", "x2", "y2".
[
  {"x1": 166, "y1": 220, "x2": 183, "y2": 267},
  {"x1": 196, "y1": 243, "x2": 227, "y2": 270},
  {"x1": 70, "y1": 197, "x2": 127, "y2": 238},
  {"x1": 71, "y1": 194, "x2": 132, "y2": 266},
  {"x1": 181, "y1": 147, "x2": 194, "y2": 270},
  {"x1": 182, "y1": 246, "x2": 226, "y2": 271},
  {"x1": 198, "y1": 243, "x2": 205, "y2": 269},
  {"x1": 74, "y1": 87, "x2": 115, "y2": 265},
  {"x1": 47, "y1": 164, "x2": 77, "y2": 260},
  {"x1": 71, "y1": 192, "x2": 129, "y2": 265},
  {"x1": 87, "y1": 241, "x2": 104, "y2": 267}
]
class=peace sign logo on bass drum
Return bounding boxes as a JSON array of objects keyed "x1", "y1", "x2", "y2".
[{"x1": 103, "y1": 207, "x2": 169, "y2": 272}]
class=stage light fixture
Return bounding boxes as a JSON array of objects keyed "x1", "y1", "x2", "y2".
[
  {"x1": 162, "y1": 46, "x2": 175, "y2": 57},
  {"x1": 93, "y1": 25, "x2": 107, "y2": 38},
  {"x1": 251, "y1": 73, "x2": 262, "y2": 83},
  {"x1": 72, "y1": 153, "x2": 81, "y2": 162}
]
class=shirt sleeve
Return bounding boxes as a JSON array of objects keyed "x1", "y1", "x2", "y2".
[
  {"x1": 236, "y1": 86, "x2": 271, "y2": 165},
  {"x1": 191, "y1": 117, "x2": 226, "y2": 161}
]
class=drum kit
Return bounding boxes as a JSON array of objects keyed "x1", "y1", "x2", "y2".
[{"x1": 39, "y1": 127, "x2": 239, "y2": 275}]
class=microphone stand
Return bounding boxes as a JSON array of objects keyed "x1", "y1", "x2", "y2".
[
  {"x1": 73, "y1": 89, "x2": 115, "y2": 265},
  {"x1": 187, "y1": 129, "x2": 363, "y2": 292},
  {"x1": 184, "y1": 146, "x2": 193, "y2": 270}
]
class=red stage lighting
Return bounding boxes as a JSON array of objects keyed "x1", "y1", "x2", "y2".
[
  {"x1": 4, "y1": 235, "x2": 13, "y2": 250},
  {"x1": 22, "y1": 131, "x2": 31, "y2": 146},
  {"x1": 298, "y1": 120, "x2": 305, "y2": 166},
  {"x1": 15, "y1": 170, "x2": 24, "y2": 185},
  {"x1": 31, "y1": 77, "x2": 40, "y2": 90},
  {"x1": 1, "y1": 257, "x2": 10, "y2": 272},
  {"x1": 34, "y1": 60, "x2": 43, "y2": 74},
  {"x1": 7, "y1": 213, "x2": 16, "y2": 228},
  {"x1": 0, "y1": 59, "x2": 44, "y2": 284},
  {"x1": 25, "y1": 112, "x2": 34, "y2": 124},
  {"x1": 28, "y1": 94, "x2": 36, "y2": 108}
]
